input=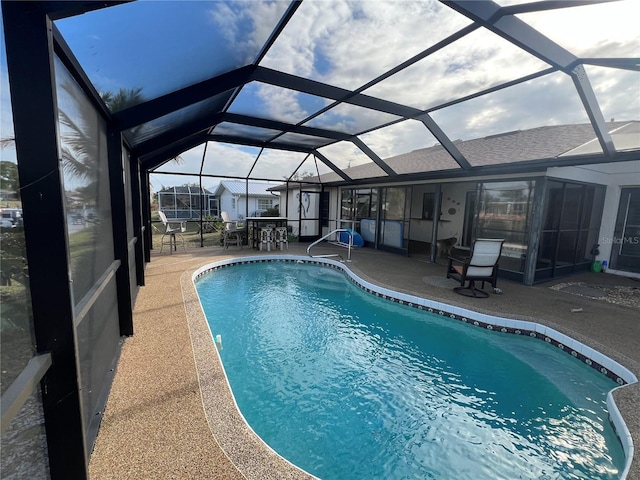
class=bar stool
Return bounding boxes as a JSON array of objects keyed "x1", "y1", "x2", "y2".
[
  {"x1": 260, "y1": 227, "x2": 273, "y2": 251},
  {"x1": 274, "y1": 226, "x2": 288, "y2": 250}
]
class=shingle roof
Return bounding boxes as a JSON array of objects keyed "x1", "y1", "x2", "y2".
[{"x1": 316, "y1": 121, "x2": 637, "y2": 183}]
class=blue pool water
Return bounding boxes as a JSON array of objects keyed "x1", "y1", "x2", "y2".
[{"x1": 195, "y1": 261, "x2": 625, "y2": 480}]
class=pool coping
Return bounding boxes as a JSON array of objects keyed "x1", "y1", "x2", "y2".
[{"x1": 186, "y1": 254, "x2": 636, "y2": 480}]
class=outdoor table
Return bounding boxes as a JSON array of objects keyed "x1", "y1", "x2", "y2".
[{"x1": 246, "y1": 217, "x2": 288, "y2": 249}]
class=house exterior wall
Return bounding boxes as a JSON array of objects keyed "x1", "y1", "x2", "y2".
[
  {"x1": 219, "y1": 189, "x2": 280, "y2": 220},
  {"x1": 409, "y1": 183, "x2": 474, "y2": 244}
]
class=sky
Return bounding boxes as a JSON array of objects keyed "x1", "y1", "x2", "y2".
[{"x1": 2, "y1": 0, "x2": 639, "y2": 192}]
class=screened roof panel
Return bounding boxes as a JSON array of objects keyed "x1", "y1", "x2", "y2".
[
  {"x1": 430, "y1": 71, "x2": 595, "y2": 158},
  {"x1": 516, "y1": 1, "x2": 640, "y2": 58},
  {"x1": 210, "y1": 122, "x2": 283, "y2": 142},
  {"x1": 586, "y1": 66, "x2": 640, "y2": 132},
  {"x1": 362, "y1": 27, "x2": 551, "y2": 111},
  {"x1": 249, "y1": 149, "x2": 309, "y2": 180},
  {"x1": 303, "y1": 103, "x2": 401, "y2": 135},
  {"x1": 276, "y1": 132, "x2": 335, "y2": 149},
  {"x1": 295, "y1": 155, "x2": 333, "y2": 181},
  {"x1": 227, "y1": 82, "x2": 331, "y2": 124},
  {"x1": 317, "y1": 141, "x2": 388, "y2": 178},
  {"x1": 124, "y1": 93, "x2": 231, "y2": 146},
  {"x1": 35, "y1": 0, "x2": 638, "y2": 188},
  {"x1": 258, "y1": 0, "x2": 471, "y2": 91},
  {"x1": 200, "y1": 142, "x2": 263, "y2": 178},
  {"x1": 54, "y1": 0, "x2": 291, "y2": 110},
  {"x1": 357, "y1": 119, "x2": 440, "y2": 161}
]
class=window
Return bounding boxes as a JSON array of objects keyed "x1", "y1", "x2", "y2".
[
  {"x1": 258, "y1": 198, "x2": 273, "y2": 211},
  {"x1": 422, "y1": 192, "x2": 438, "y2": 220}
]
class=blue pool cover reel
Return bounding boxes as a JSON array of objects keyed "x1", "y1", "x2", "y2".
[{"x1": 338, "y1": 228, "x2": 364, "y2": 246}]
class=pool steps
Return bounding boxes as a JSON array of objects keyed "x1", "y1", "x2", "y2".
[{"x1": 193, "y1": 254, "x2": 636, "y2": 479}]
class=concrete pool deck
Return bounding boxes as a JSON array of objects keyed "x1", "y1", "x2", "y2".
[{"x1": 88, "y1": 243, "x2": 640, "y2": 480}]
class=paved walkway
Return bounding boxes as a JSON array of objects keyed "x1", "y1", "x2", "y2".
[{"x1": 89, "y1": 243, "x2": 639, "y2": 479}]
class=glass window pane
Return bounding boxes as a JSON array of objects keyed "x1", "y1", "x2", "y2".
[
  {"x1": 364, "y1": 27, "x2": 549, "y2": 111},
  {"x1": 341, "y1": 189, "x2": 355, "y2": 221},
  {"x1": 260, "y1": 0, "x2": 470, "y2": 90},
  {"x1": 516, "y1": 1, "x2": 639, "y2": 58},
  {"x1": 431, "y1": 72, "x2": 598, "y2": 164},
  {"x1": 477, "y1": 181, "x2": 535, "y2": 273},
  {"x1": 55, "y1": 1, "x2": 291, "y2": 107},
  {"x1": 380, "y1": 187, "x2": 407, "y2": 249}
]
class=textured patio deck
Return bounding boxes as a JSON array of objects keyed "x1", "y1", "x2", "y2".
[{"x1": 88, "y1": 243, "x2": 640, "y2": 480}]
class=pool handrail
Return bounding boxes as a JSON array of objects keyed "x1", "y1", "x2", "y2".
[{"x1": 307, "y1": 228, "x2": 353, "y2": 262}]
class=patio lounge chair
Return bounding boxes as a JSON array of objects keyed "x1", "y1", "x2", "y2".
[
  {"x1": 158, "y1": 211, "x2": 187, "y2": 253},
  {"x1": 221, "y1": 211, "x2": 243, "y2": 249},
  {"x1": 446, "y1": 238, "x2": 504, "y2": 298}
]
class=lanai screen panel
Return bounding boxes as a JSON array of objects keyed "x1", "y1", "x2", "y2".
[
  {"x1": 200, "y1": 142, "x2": 265, "y2": 179},
  {"x1": 228, "y1": 82, "x2": 332, "y2": 124},
  {"x1": 124, "y1": 93, "x2": 232, "y2": 146},
  {"x1": 362, "y1": 27, "x2": 551, "y2": 111},
  {"x1": 54, "y1": 0, "x2": 291, "y2": 108},
  {"x1": 249, "y1": 149, "x2": 310, "y2": 181},
  {"x1": 318, "y1": 141, "x2": 388, "y2": 180},
  {"x1": 49, "y1": 0, "x2": 640, "y2": 184},
  {"x1": 358, "y1": 119, "x2": 440, "y2": 164},
  {"x1": 210, "y1": 122, "x2": 284, "y2": 143},
  {"x1": 259, "y1": 0, "x2": 471, "y2": 90},
  {"x1": 516, "y1": 1, "x2": 640, "y2": 58},
  {"x1": 303, "y1": 103, "x2": 401, "y2": 135},
  {"x1": 430, "y1": 71, "x2": 600, "y2": 165},
  {"x1": 586, "y1": 66, "x2": 640, "y2": 146}
]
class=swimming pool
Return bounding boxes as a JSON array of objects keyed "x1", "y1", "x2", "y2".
[{"x1": 193, "y1": 257, "x2": 633, "y2": 479}]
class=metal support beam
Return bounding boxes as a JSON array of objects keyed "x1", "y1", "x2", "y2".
[
  {"x1": 140, "y1": 170, "x2": 152, "y2": 262},
  {"x1": 107, "y1": 127, "x2": 134, "y2": 335},
  {"x1": 351, "y1": 137, "x2": 397, "y2": 177},
  {"x1": 312, "y1": 151, "x2": 353, "y2": 182},
  {"x1": 2, "y1": 2, "x2": 88, "y2": 478},
  {"x1": 570, "y1": 64, "x2": 616, "y2": 156},
  {"x1": 430, "y1": 184, "x2": 442, "y2": 263},
  {"x1": 417, "y1": 114, "x2": 472, "y2": 170},
  {"x1": 129, "y1": 154, "x2": 146, "y2": 286}
]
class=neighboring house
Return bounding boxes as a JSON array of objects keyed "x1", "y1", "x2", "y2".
[
  {"x1": 157, "y1": 185, "x2": 217, "y2": 219},
  {"x1": 271, "y1": 122, "x2": 640, "y2": 283},
  {"x1": 213, "y1": 180, "x2": 280, "y2": 220}
]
